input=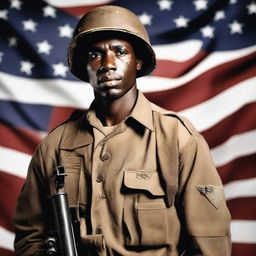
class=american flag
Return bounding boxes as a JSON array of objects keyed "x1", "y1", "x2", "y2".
[{"x1": 0, "y1": 0, "x2": 255, "y2": 255}]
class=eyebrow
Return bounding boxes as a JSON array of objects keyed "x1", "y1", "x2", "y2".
[{"x1": 89, "y1": 43, "x2": 132, "y2": 52}]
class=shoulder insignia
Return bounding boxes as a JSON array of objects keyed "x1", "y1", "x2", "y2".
[{"x1": 196, "y1": 185, "x2": 225, "y2": 209}]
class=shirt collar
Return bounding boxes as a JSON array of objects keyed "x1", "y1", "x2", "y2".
[
  {"x1": 86, "y1": 90, "x2": 154, "y2": 132},
  {"x1": 127, "y1": 91, "x2": 154, "y2": 131}
]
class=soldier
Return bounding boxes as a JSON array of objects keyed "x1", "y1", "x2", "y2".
[{"x1": 13, "y1": 5, "x2": 231, "y2": 256}]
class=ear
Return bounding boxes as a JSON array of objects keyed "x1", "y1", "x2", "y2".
[{"x1": 136, "y1": 60, "x2": 143, "y2": 71}]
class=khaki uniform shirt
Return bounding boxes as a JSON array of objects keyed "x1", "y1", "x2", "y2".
[{"x1": 13, "y1": 91, "x2": 231, "y2": 256}]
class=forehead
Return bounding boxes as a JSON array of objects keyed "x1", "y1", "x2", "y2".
[{"x1": 89, "y1": 38, "x2": 134, "y2": 50}]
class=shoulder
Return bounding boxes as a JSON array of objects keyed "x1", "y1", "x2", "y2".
[
  {"x1": 150, "y1": 102, "x2": 198, "y2": 134},
  {"x1": 40, "y1": 109, "x2": 86, "y2": 149},
  {"x1": 150, "y1": 102, "x2": 199, "y2": 150}
]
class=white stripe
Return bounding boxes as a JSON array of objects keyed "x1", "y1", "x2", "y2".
[
  {"x1": 138, "y1": 45, "x2": 256, "y2": 92},
  {"x1": 0, "y1": 71, "x2": 94, "y2": 108},
  {"x1": 179, "y1": 77, "x2": 256, "y2": 132},
  {"x1": 0, "y1": 146, "x2": 31, "y2": 179},
  {"x1": 153, "y1": 40, "x2": 203, "y2": 62},
  {"x1": 224, "y1": 177, "x2": 256, "y2": 201},
  {"x1": 1, "y1": 46, "x2": 255, "y2": 108},
  {"x1": 45, "y1": 0, "x2": 112, "y2": 7},
  {"x1": 231, "y1": 220, "x2": 256, "y2": 244},
  {"x1": 211, "y1": 130, "x2": 256, "y2": 167},
  {"x1": 1, "y1": 74, "x2": 255, "y2": 139},
  {"x1": 0, "y1": 226, "x2": 14, "y2": 251}
]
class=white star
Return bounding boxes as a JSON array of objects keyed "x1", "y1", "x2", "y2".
[
  {"x1": 201, "y1": 25, "x2": 215, "y2": 38},
  {"x1": 0, "y1": 10, "x2": 8, "y2": 20},
  {"x1": 58, "y1": 24, "x2": 74, "y2": 38},
  {"x1": 36, "y1": 40, "x2": 53, "y2": 55},
  {"x1": 139, "y1": 12, "x2": 153, "y2": 26},
  {"x1": 52, "y1": 62, "x2": 68, "y2": 77},
  {"x1": 157, "y1": 0, "x2": 173, "y2": 11},
  {"x1": 43, "y1": 5, "x2": 57, "y2": 18},
  {"x1": 20, "y1": 60, "x2": 35, "y2": 75},
  {"x1": 247, "y1": 2, "x2": 256, "y2": 15},
  {"x1": 193, "y1": 0, "x2": 208, "y2": 11},
  {"x1": 214, "y1": 10, "x2": 225, "y2": 21},
  {"x1": 10, "y1": 0, "x2": 22, "y2": 10},
  {"x1": 174, "y1": 15, "x2": 190, "y2": 28},
  {"x1": 229, "y1": 0, "x2": 237, "y2": 4},
  {"x1": 8, "y1": 37, "x2": 18, "y2": 47},
  {"x1": 0, "y1": 52, "x2": 4, "y2": 63},
  {"x1": 22, "y1": 19, "x2": 38, "y2": 32},
  {"x1": 228, "y1": 20, "x2": 243, "y2": 34}
]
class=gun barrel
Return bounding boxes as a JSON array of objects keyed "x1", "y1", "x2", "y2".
[{"x1": 51, "y1": 192, "x2": 78, "y2": 256}]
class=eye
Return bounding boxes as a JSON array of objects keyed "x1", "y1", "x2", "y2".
[
  {"x1": 88, "y1": 51, "x2": 102, "y2": 60},
  {"x1": 117, "y1": 49, "x2": 127, "y2": 56}
]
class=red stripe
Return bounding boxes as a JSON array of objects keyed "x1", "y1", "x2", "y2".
[
  {"x1": 0, "y1": 123, "x2": 41, "y2": 155},
  {"x1": 153, "y1": 51, "x2": 207, "y2": 78},
  {"x1": 218, "y1": 154, "x2": 256, "y2": 184},
  {"x1": 227, "y1": 198, "x2": 256, "y2": 220},
  {"x1": 48, "y1": 106, "x2": 78, "y2": 132},
  {"x1": 145, "y1": 51, "x2": 256, "y2": 111},
  {"x1": 202, "y1": 103, "x2": 256, "y2": 149},
  {"x1": 0, "y1": 171, "x2": 25, "y2": 232},
  {"x1": 0, "y1": 248, "x2": 14, "y2": 256},
  {"x1": 232, "y1": 243, "x2": 256, "y2": 256}
]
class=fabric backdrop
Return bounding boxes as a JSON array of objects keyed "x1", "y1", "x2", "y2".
[{"x1": 0, "y1": 0, "x2": 255, "y2": 255}]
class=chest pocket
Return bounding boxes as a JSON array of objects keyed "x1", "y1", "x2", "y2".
[
  {"x1": 60, "y1": 157, "x2": 82, "y2": 207},
  {"x1": 122, "y1": 170, "x2": 169, "y2": 247}
]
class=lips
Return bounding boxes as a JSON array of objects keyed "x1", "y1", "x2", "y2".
[{"x1": 98, "y1": 75, "x2": 121, "y2": 84}]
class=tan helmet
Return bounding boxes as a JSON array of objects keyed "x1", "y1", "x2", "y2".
[{"x1": 67, "y1": 5, "x2": 156, "y2": 82}]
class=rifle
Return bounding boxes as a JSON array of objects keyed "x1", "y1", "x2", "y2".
[{"x1": 46, "y1": 166, "x2": 78, "y2": 256}]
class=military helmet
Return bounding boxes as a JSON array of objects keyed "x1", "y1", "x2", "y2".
[{"x1": 67, "y1": 5, "x2": 156, "y2": 82}]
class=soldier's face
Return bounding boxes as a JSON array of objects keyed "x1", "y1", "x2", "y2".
[{"x1": 86, "y1": 38, "x2": 142, "y2": 101}]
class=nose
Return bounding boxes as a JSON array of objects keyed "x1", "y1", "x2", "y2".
[{"x1": 100, "y1": 52, "x2": 116, "y2": 72}]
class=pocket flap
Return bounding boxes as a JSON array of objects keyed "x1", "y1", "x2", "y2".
[{"x1": 124, "y1": 170, "x2": 165, "y2": 196}]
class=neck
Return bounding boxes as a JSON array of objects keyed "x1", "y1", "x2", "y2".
[{"x1": 94, "y1": 85, "x2": 138, "y2": 126}]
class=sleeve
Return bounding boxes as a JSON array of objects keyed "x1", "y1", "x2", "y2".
[
  {"x1": 178, "y1": 133, "x2": 232, "y2": 256},
  {"x1": 13, "y1": 145, "x2": 52, "y2": 256}
]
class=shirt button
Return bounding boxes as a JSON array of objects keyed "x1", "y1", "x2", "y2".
[
  {"x1": 99, "y1": 193, "x2": 106, "y2": 200},
  {"x1": 95, "y1": 226, "x2": 102, "y2": 234},
  {"x1": 101, "y1": 153, "x2": 111, "y2": 161},
  {"x1": 96, "y1": 174, "x2": 104, "y2": 183}
]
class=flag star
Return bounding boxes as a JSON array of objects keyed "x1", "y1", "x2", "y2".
[
  {"x1": 58, "y1": 24, "x2": 73, "y2": 38},
  {"x1": 43, "y1": 5, "x2": 57, "y2": 18},
  {"x1": 214, "y1": 10, "x2": 225, "y2": 21},
  {"x1": 201, "y1": 25, "x2": 215, "y2": 38},
  {"x1": 8, "y1": 37, "x2": 18, "y2": 47},
  {"x1": 10, "y1": 0, "x2": 22, "y2": 10},
  {"x1": 36, "y1": 40, "x2": 53, "y2": 55},
  {"x1": 0, "y1": 52, "x2": 3, "y2": 63},
  {"x1": 139, "y1": 12, "x2": 153, "y2": 26},
  {"x1": 157, "y1": 0, "x2": 173, "y2": 11},
  {"x1": 22, "y1": 19, "x2": 38, "y2": 32},
  {"x1": 0, "y1": 10, "x2": 8, "y2": 20},
  {"x1": 228, "y1": 20, "x2": 243, "y2": 34},
  {"x1": 229, "y1": 0, "x2": 237, "y2": 4},
  {"x1": 174, "y1": 15, "x2": 190, "y2": 28},
  {"x1": 193, "y1": 0, "x2": 208, "y2": 11},
  {"x1": 247, "y1": 2, "x2": 256, "y2": 15},
  {"x1": 52, "y1": 62, "x2": 68, "y2": 77},
  {"x1": 20, "y1": 60, "x2": 35, "y2": 75}
]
